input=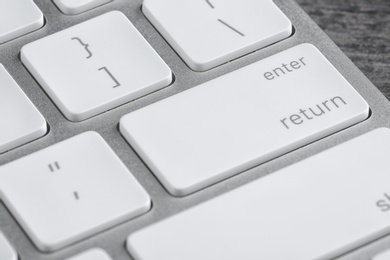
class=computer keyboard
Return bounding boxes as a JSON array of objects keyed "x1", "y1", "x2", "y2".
[{"x1": 0, "y1": 0, "x2": 389, "y2": 259}]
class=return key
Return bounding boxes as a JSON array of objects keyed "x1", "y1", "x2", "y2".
[{"x1": 120, "y1": 43, "x2": 369, "y2": 196}]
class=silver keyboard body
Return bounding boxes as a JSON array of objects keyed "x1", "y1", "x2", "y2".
[{"x1": 0, "y1": 0, "x2": 389, "y2": 259}]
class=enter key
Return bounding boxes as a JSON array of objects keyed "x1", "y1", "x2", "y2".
[{"x1": 120, "y1": 43, "x2": 369, "y2": 196}]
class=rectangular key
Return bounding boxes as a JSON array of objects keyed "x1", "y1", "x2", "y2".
[
  {"x1": 373, "y1": 249, "x2": 390, "y2": 260},
  {"x1": 66, "y1": 248, "x2": 112, "y2": 260},
  {"x1": 53, "y1": 0, "x2": 112, "y2": 15},
  {"x1": 0, "y1": 0, "x2": 44, "y2": 44},
  {"x1": 143, "y1": 0, "x2": 292, "y2": 71},
  {"x1": 21, "y1": 11, "x2": 172, "y2": 121},
  {"x1": 0, "y1": 64, "x2": 47, "y2": 153},
  {"x1": 120, "y1": 43, "x2": 369, "y2": 196},
  {"x1": 0, "y1": 132, "x2": 150, "y2": 252},
  {"x1": 128, "y1": 128, "x2": 390, "y2": 260},
  {"x1": 0, "y1": 232, "x2": 17, "y2": 260}
]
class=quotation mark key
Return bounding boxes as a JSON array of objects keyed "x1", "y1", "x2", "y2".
[{"x1": 48, "y1": 162, "x2": 60, "y2": 172}]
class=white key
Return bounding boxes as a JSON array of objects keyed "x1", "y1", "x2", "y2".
[
  {"x1": 128, "y1": 128, "x2": 390, "y2": 260},
  {"x1": 0, "y1": 0, "x2": 44, "y2": 44},
  {"x1": 120, "y1": 43, "x2": 369, "y2": 196},
  {"x1": 0, "y1": 132, "x2": 151, "y2": 252},
  {"x1": 66, "y1": 248, "x2": 112, "y2": 260},
  {"x1": 0, "y1": 233, "x2": 17, "y2": 260},
  {"x1": 21, "y1": 11, "x2": 172, "y2": 122},
  {"x1": 143, "y1": 0, "x2": 292, "y2": 71},
  {"x1": 373, "y1": 249, "x2": 390, "y2": 260},
  {"x1": 53, "y1": 0, "x2": 112, "y2": 15},
  {"x1": 0, "y1": 64, "x2": 47, "y2": 154}
]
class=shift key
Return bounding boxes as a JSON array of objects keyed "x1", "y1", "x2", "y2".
[
  {"x1": 128, "y1": 128, "x2": 390, "y2": 260},
  {"x1": 120, "y1": 43, "x2": 369, "y2": 196}
]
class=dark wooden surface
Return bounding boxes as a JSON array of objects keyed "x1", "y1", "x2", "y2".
[{"x1": 295, "y1": 0, "x2": 390, "y2": 98}]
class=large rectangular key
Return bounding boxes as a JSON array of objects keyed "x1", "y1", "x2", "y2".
[
  {"x1": 120, "y1": 43, "x2": 369, "y2": 196},
  {"x1": 127, "y1": 128, "x2": 390, "y2": 260}
]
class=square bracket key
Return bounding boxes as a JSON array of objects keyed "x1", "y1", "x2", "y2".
[{"x1": 21, "y1": 11, "x2": 172, "y2": 122}]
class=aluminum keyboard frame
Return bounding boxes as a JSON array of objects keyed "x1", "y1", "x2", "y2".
[{"x1": 0, "y1": 0, "x2": 389, "y2": 259}]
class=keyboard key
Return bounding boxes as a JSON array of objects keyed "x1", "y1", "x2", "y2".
[
  {"x1": 128, "y1": 128, "x2": 390, "y2": 260},
  {"x1": 53, "y1": 0, "x2": 112, "y2": 15},
  {"x1": 0, "y1": 132, "x2": 151, "y2": 252},
  {"x1": 143, "y1": 0, "x2": 292, "y2": 71},
  {"x1": 66, "y1": 248, "x2": 112, "y2": 260},
  {"x1": 21, "y1": 11, "x2": 172, "y2": 122},
  {"x1": 0, "y1": 64, "x2": 47, "y2": 153},
  {"x1": 373, "y1": 249, "x2": 390, "y2": 260},
  {"x1": 120, "y1": 43, "x2": 369, "y2": 196},
  {"x1": 0, "y1": 233, "x2": 17, "y2": 260},
  {"x1": 0, "y1": 0, "x2": 44, "y2": 44}
]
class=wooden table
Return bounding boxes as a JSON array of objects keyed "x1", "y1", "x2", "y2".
[{"x1": 295, "y1": 0, "x2": 390, "y2": 98}]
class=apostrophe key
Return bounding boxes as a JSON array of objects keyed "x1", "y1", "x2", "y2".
[{"x1": 0, "y1": 132, "x2": 151, "y2": 252}]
